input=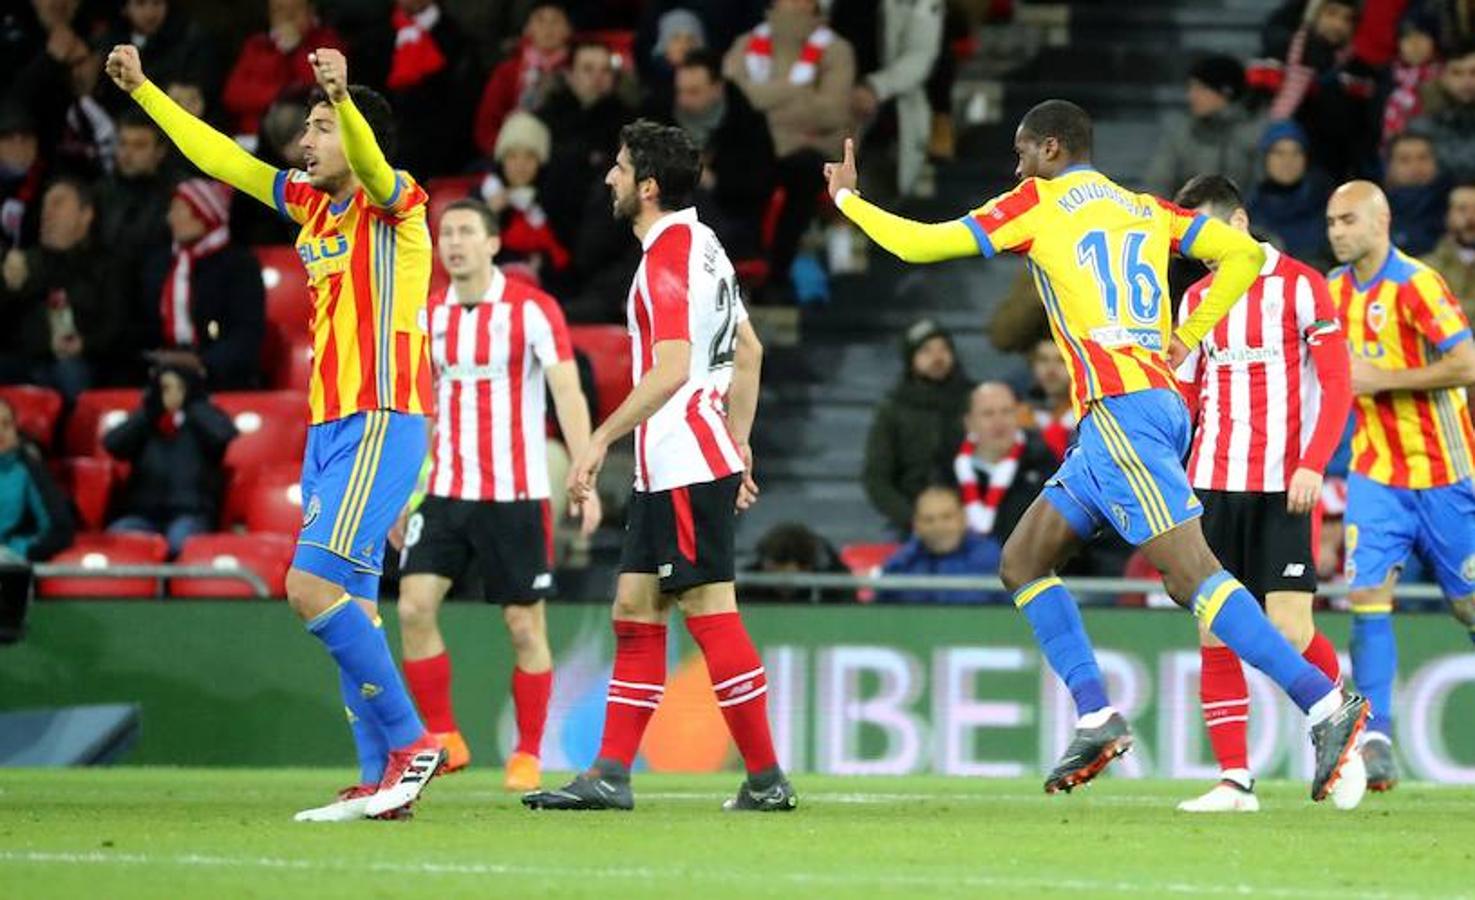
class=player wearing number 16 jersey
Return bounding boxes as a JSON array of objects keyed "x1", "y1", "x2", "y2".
[
  {"x1": 825, "y1": 99, "x2": 1367, "y2": 804},
  {"x1": 524, "y1": 121, "x2": 795, "y2": 813}
]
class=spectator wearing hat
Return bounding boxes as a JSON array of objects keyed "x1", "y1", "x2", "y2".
[
  {"x1": 0, "y1": 177, "x2": 123, "y2": 400},
  {"x1": 479, "y1": 112, "x2": 570, "y2": 277},
  {"x1": 357, "y1": 0, "x2": 478, "y2": 178},
  {"x1": 862, "y1": 318, "x2": 973, "y2": 532},
  {"x1": 1247, "y1": 119, "x2": 1333, "y2": 269},
  {"x1": 536, "y1": 40, "x2": 632, "y2": 251},
  {"x1": 475, "y1": 1, "x2": 572, "y2": 158},
  {"x1": 640, "y1": 8, "x2": 708, "y2": 118},
  {"x1": 1144, "y1": 54, "x2": 1262, "y2": 199},
  {"x1": 136, "y1": 178, "x2": 265, "y2": 391},
  {"x1": 0, "y1": 105, "x2": 44, "y2": 253},
  {"x1": 0, "y1": 396, "x2": 74, "y2": 564},
  {"x1": 221, "y1": 0, "x2": 346, "y2": 137},
  {"x1": 1384, "y1": 131, "x2": 1449, "y2": 257},
  {"x1": 104, "y1": 364, "x2": 237, "y2": 558}
]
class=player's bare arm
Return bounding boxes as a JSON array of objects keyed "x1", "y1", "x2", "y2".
[
  {"x1": 568, "y1": 339, "x2": 692, "y2": 504},
  {"x1": 1351, "y1": 339, "x2": 1475, "y2": 395},
  {"x1": 547, "y1": 361, "x2": 603, "y2": 536},
  {"x1": 727, "y1": 320, "x2": 763, "y2": 511},
  {"x1": 106, "y1": 43, "x2": 281, "y2": 209}
]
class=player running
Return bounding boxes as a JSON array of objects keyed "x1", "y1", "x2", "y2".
[
  {"x1": 107, "y1": 45, "x2": 445, "y2": 821},
  {"x1": 394, "y1": 198, "x2": 601, "y2": 792},
  {"x1": 522, "y1": 120, "x2": 794, "y2": 812},
  {"x1": 825, "y1": 100, "x2": 1367, "y2": 802},
  {"x1": 1327, "y1": 180, "x2": 1475, "y2": 793},
  {"x1": 1171, "y1": 175, "x2": 1355, "y2": 812}
]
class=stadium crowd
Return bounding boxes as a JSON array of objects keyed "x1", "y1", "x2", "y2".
[{"x1": 0, "y1": 0, "x2": 1469, "y2": 605}]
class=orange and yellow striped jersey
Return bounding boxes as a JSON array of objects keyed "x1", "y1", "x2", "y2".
[
  {"x1": 1330, "y1": 249, "x2": 1475, "y2": 488},
  {"x1": 274, "y1": 170, "x2": 434, "y2": 424},
  {"x1": 961, "y1": 167, "x2": 1224, "y2": 417}
]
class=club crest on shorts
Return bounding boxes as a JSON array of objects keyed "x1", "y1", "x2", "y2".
[
  {"x1": 1462, "y1": 553, "x2": 1475, "y2": 583},
  {"x1": 1111, "y1": 503, "x2": 1129, "y2": 532},
  {"x1": 303, "y1": 493, "x2": 321, "y2": 528}
]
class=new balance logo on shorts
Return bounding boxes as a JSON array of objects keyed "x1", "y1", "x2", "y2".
[
  {"x1": 659, "y1": 563, "x2": 674, "y2": 578},
  {"x1": 532, "y1": 573, "x2": 552, "y2": 590},
  {"x1": 1282, "y1": 563, "x2": 1306, "y2": 577}
]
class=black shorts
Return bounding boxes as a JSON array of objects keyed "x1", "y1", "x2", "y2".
[
  {"x1": 1199, "y1": 490, "x2": 1317, "y2": 598},
  {"x1": 399, "y1": 495, "x2": 555, "y2": 605},
  {"x1": 619, "y1": 474, "x2": 739, "y2": 594}
]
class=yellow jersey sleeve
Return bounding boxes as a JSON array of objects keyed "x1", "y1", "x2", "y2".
[
  {"x1": 333, "y1": 94, "x2": 401, "y2": 209},
  {"x1": 1404, "y1": 267, "x2": 1472, "y2": 352},
  {"x1": 961, "y1": 178, "x2": 1046, "y2": 256},
  {"x1": 1170, "y1": 210, "x2": 1266, "y2": 347},
  {"x1": 131, "y1": 80, "x2": 279, "y2": 209},
  {"x1": 835, "y1": 189, "x2": 982, "y2": 263}
]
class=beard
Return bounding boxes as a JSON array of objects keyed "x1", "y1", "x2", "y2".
[{"x1": 611, "y1": 186, "x2": 639, "y2": 221}]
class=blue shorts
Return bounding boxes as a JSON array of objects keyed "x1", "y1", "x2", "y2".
[
  {"x1": 1043, "y1": 388, "x2": 1202, "y2": 546},
  {"x1": 1344, "y1": 473, "x2": 1475, "y2": 599},
  {"x1": 292, "y1": 410, "x2": 428, "y2": 599}
]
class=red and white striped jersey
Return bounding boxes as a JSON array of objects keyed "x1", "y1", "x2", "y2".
[
  {"x1": 426, "y1": 269, "x2": 572, "y2": 501},
  {"x1": 628, "y1": 207, "x2": 747, "y2": 492},
  {"x1": 1176, "y1": 244, "x2": 1349, "y2": 492}
]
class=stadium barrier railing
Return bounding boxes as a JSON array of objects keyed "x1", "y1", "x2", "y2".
[{"x1": 31, "y1": 564, "x2": 272, "y2": 598}]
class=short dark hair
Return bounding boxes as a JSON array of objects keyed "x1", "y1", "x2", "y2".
[
  {"x1": 45, "y1": 174, "x2": 94, "y2": 210},
  {"x1": 619, "y1": 119, "x2": 700, "y2": 210},
  {"x1": 1388, "y1": 131, "x2": 1435, "y2": 155},
  {"x1": 441, "y1": 197, "x2": 499, "y2": 236},
  {"x1": 570, "y1": 39, "x2": 612, "y2": 64},
  {"x1": 1019, "y1": 99, "x2": 1093, "y2": 158},
  {"x1": 116, "y1": 107, "x2": 163, "y2": 141},
  {"x1": 309, "y1": 85, "x2": 397, "y2": 162},
  {"x1": 677, "y1": 47, "x2": 723, "y2": 82},
  {"x1": 1174, "y1": 174, "x2": 1243, "y2": 216},
  {"x1": 755, "y1": 522, "x2": 828, "y2": 570}
]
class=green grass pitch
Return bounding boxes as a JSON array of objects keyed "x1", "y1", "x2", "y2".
[{"x1": 2, "y1": 769, "x2": 1471, "y2": 898}]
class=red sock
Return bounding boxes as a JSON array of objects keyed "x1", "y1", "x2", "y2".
[
  {"x1": 596, "y1": 621, "x2": 667, "y2": 768},
  {"x1": 403, "y1": 652, "x2": 457, "y2": 734},
  {"x1": 686, "y1": 612, "x2": 779, "y2": 775},
  {"x1": 1200, "y1": 645, "x2": 1249, "y2": 773},
  {"x1": 511, "y1": 667, "x2": 552, "y2": 757},
  {"x1": 1301, "y1": 630, "x2": 1341, "y2": 683}
]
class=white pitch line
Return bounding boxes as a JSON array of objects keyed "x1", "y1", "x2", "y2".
[{"x1": 0, "y1": 850, "x2": 1434, "y2": 899}]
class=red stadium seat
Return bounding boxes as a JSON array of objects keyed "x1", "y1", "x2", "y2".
[
  {"x1": 569, "y1": 325, "x2": 632, "y2": 423},
  {"x1": 268, "y1": 336, "x2": 313, "y2": 391},
  {"x1": 170, "y1": 532, "x2": 294, "y2": 598},
  {"x1": 229, "y1": 461, "x2": 304, "y2": 536},
  {"x1": 0, "y1": 385, "x2": 63, "y2": 450},
  {"x1": 38, "y1": 531, "x2": 169, "y2": 598},
  {"x1": 55, "y1": 456, "x2": 116, "y2": 532},
  {"x1": 214, "y1": 391, "x2": 308, "y2": 478},
  {"x1": 840, "y1": 542, "x2": 899, "y2": 604},
  {"x1": 66, "y1": 388, "x2": 143, "y2": 457},
  {"x1": 425, "y1": 175, "x2": 481, "y2": 238},
  {"x1": 254, "y1": 245, "x2": 311, "y2": 341}
]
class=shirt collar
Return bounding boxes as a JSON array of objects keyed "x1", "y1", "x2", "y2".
[
  {"x1": 1258, "y1": 241, "x2": 1280, "y2": 277},
  {"x1": 641, "y1": 207, "x2": 699, "y2": 251},
  {"x1": 448, "y1": 267, "x2": 505, "y2": 306}
]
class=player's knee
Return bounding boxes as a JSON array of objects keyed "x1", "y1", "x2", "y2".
[
  {"x1": 397, "y1": 592, "x2": 438, "y2": 633},
  {"x1": 1266, "y1": 600, "x2": 1313, "y2": 650},
  {"x1": 283, "y1": 569, "x2": 337, "y2": 619},
  {"x1": 503, "y1": 608, "x2": 543, "y2": 651},
  {"x1": 998, "y1": 539, "x2": 1042, "y2": 593}
]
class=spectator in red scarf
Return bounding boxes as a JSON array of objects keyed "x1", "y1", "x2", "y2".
[
  {"x1": 1019, "y1": 338, "x2": 1076, "y2": 461},
  {"x1": 951, "y1": 382, "x2": 1055, "y2": 544},
  {"x1": 475, "y1": 1, "x2": 573, "y2": 158},
  {"x1": 479, "y1": 112, "x2": 570, "y2": 276},
  {"x1": 1381, "y1": 11, "x2": 1443, "y2": 150},
  {"x1": 104, "y1": 364, "x2": 236, "y2": 557},
  {"x1": 357, "y1": 0, "x2": 478, "y2": 177},
  {"x1": 221, "y1": 0, "x2": 345, "y2": 137},
  {"x1": 136, "y1": 178, "x2": 264, "y2": 390}
]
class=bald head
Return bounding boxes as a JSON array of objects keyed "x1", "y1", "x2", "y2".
[
  {"x1": 965, "y1": 381, "x2": 1020, "y2": 458},
  {"x1": 1327, "y1": 180, "x2": 1392, "y2": 267}
]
